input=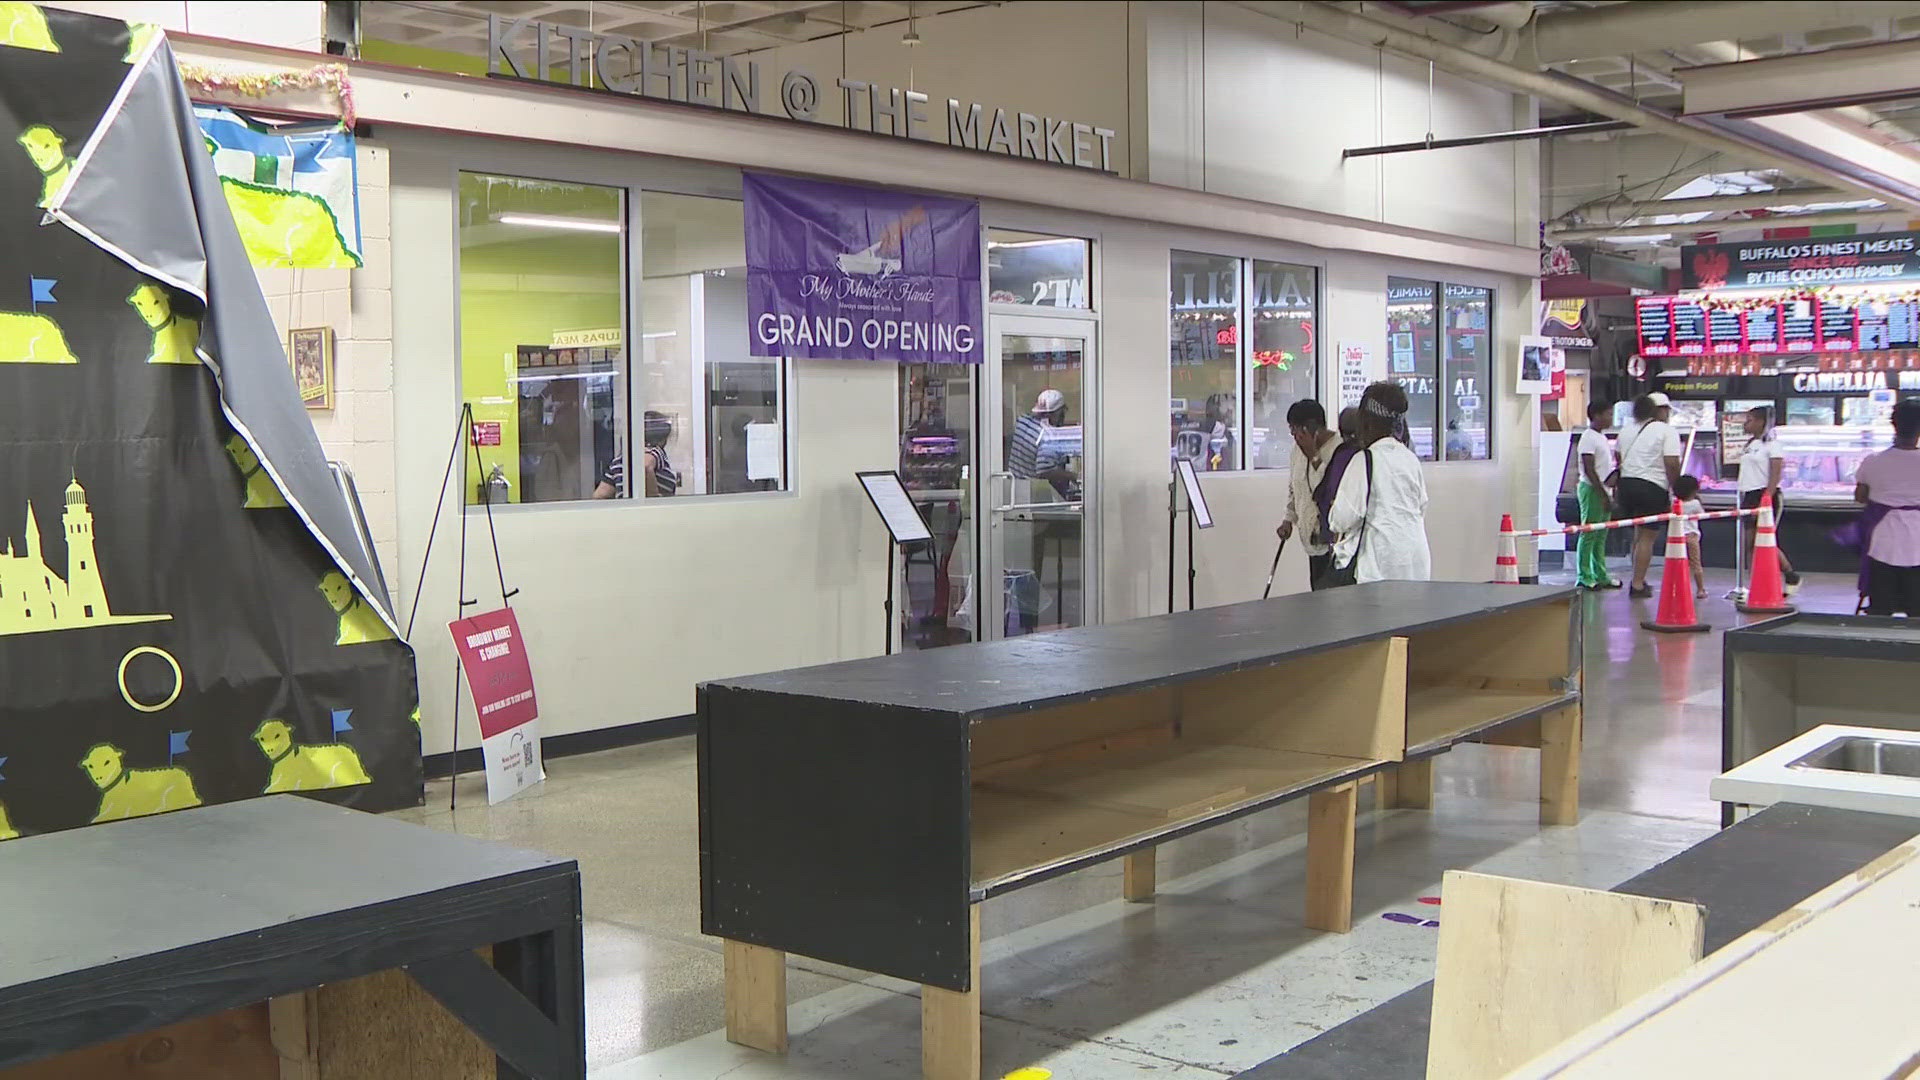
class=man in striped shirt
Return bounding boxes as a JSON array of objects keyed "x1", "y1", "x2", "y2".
[{"x1": 1010, "y1": 389, "x2": 1075, "y2": 498}]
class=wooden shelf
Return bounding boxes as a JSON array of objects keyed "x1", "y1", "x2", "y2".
[
  {"x1": 1407, "y1": 685, "x2": 1568, "y2": 753},
  {"x1": 970, "y1": 741, "x2": 1371, "y2": 888}
]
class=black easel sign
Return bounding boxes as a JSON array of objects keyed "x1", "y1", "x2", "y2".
[
  {"x1": 1176, "y1": 457, "x2": 1214, "y2": 528},
  {"x1": 858, "y1": 470, "x2": 933, "y2": 543},
  {"x1": 857, "y1": 470, "x2": 931, "y2": 655}
]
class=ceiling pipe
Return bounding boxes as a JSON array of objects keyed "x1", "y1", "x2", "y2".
[
  {"x1": 1549, "y1": 207, "x2": 1915, "y2": 242},
  {"x1": 1525, "y1": 1, "x2": 1920, "y2": 66},
  {"x1": 1237, "y1": 1, "x2": 1920, "y2": 212},
  {"x1": 1343, "y1": 119, "x2": 1629, "y2": 158},
  {"x1": 1628, "y1": 188, "x2": 1858, "y2": 214}
]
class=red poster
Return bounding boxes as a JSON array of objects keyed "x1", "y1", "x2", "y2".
[
  {"x1": 471, "y1": 421, "x2": 502, "y2": 447},
  {"x1": 449, "y1": 607, "x2": 538, "y2": 739}
]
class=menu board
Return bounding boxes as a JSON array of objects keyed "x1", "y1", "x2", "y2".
[
  {"x1": 1819, "y1": 300, "x2": 1858, "y2": 350},
  {"x1": 1708, "y1": 308, "x2": 1744, "y2": 353},
  {"x1": 1858, "y1": 303, "x2": 1891, "y2": 352},
  {"x1": 1891, "y1": 300, "x2": 1920, "y2": 348},
  {"x1": 1745, "y1": 303, "x2": 1779, "y2": 352},
  {"x1": 1636, "y1": 297, "x2": 1673, "y2": 356},
  {"x1": 1671, "y1": 301, "x2": 1707, "y2": 354},
  {"x1": 1781, "y1": 299, "x2": 1818, "y2": 352}
]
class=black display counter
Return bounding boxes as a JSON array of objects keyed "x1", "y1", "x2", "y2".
[
  {"x1": 1721, "y1": 612, "x2": 1920, "y2": 825},
  {"x1": 1697, "y1": 499, "x2": 1859, "y2": 574},
  {"x1": 699, "y1": 582, "x2": 1582, "y2": 1079},
  {"x1": 0, "y1": 795, "x2": 584, "y2": 1079}
]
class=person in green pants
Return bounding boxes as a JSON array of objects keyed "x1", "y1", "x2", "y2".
[{"x1": 1575, "y1": 400, "x2": 1622, "y2": 589}]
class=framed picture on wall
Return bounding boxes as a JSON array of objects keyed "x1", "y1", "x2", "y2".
[{"x1": 289, "y1": 326, "x2": 333, "y2": 409}]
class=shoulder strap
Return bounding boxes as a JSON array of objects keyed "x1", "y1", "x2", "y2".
[{"x1": 1348, "y1": 447, "x2": 1375, "y2": 566}]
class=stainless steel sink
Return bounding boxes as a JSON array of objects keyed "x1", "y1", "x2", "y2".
[{"x1": 1788, "y1": 737, "x2": 1920, "y2": 778}]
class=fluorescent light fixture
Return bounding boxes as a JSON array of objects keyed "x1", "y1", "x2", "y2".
[
  {"x1": 988, "y1": 237, "x2": 1081, "y2": 249},
  {"x1": 495, "y1": 212, "x2": 621, "y2": 234}
]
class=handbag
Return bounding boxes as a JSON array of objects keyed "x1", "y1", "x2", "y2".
[
  {"x1": 1312, "y1": 448, "x2": 1373, "y2": 591},
  {"x1": 1555, "y1": 492, "x2": 1582, "y2": 526}
]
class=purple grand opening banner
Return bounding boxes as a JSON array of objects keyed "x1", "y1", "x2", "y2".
[{"x1": 745, "y1": 172, "x2": 983, "y2": 365}]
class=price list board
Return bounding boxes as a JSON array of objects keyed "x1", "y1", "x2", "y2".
[
  {"x1": 1636, "y1": 296, "x2": 1674, "y2": 356},
  {"x1": 1859, "y1": 304, "x2": 1892, "y2": 351},
  {"x1": 1782, "y1": 300, "x2": 1818, "y2": 352},
  {"x1": 1671, "y1": 301, "x2": 1708, "y2": 355},
  {"x1": 1891, "y1": 301, "x2": 1920, "y2": 348},
  {"x1": 1708, "y1": 307, "x2": 1744, "y2": 353},
  {"x1": 1745, "y1": 303, "x2": 1779, "y2": 352},
  {"x1": 1819, "y1": 300, "x2": 1858, "y2": 350}
]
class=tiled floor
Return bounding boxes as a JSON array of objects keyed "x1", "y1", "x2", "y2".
[{"x1": 393, "y1": 565, "x2": 1862, "y2": 1079}]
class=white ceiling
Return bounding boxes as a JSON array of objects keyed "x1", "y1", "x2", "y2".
[{"x1": 362, "y1": 0, "x2": 995, "y2": 58}]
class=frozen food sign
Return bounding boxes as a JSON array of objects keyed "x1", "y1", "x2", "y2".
[
  {"x1": 745, "y1": 173, "x2": 982, "y2": 364},
  {"x1": 487, "y1": 16, "x2": 1116, "y2": 172}
]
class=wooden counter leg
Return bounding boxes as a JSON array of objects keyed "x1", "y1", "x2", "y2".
[
  {"x1": 1305, "y1": 783, "x2": 1358, "y2": 933},
  {"x1": 1123, "y1": 848, "x2": 1156, "y2": 902},
  {"x1": 922, "y1": 906, "x2": 981, "y2": 1080},
  {"x1": 724, "y1": 940, "x2": 788, "y2": 1053},
  {"x1": 1386, "y1": 758, "x2": 1434, "y2": 810},
  {"x1": 1540, "y1": 704, "x2": 1582, "y2": 827},
  {"x1": 268, "y1": 992, "x2": 319, "y2": 1080}
]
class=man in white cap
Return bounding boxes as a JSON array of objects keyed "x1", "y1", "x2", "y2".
[
  {"x1": 1009, "y1": 388, "x2": 1075, "y2": 497},
  {"x1": 1615, "y1": 392, "x2": 1684, "y2": 597}
]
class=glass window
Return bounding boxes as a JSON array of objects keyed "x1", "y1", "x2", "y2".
[
  {"x1": 1170, "y1": 251, "x2": 1241, "y2": 471},
  {"x1": 898, "y1": 362, "x2": 975, "y2": 650},
  {"x1": 1441, "y1": 284, "x2": 1493, "y2": 461},
  {"x1": 459, "y1": 172, "x2": 626, "y2": 505},
  {"x1": 638, "y1": 191, "x2": 789, "y2": 497},
  {"x1": 988, "y1": 230, "x2": 1090, "y2": 309},
  {"x1": 1249, "y1": 260, "x2": 1319, "y2": 469},
  {"x1": 1387, "y1": 277, "x2": 1439, "y2": 461}
]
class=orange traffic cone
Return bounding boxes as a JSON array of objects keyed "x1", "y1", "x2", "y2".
[
  {"x1": 1495, "y1": 514, "x2": 1520, "y2": 584},
  {"x1": 1739, "y1": 491, "x2": 1796, "y2": 615},
  {"x1": 1642, "y1": 500, "x2": 1709, "y2": 634}
]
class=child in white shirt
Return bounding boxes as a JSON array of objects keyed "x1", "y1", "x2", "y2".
[{"x1": 1674, "y1": 474, "x2": 1707, "y2": 599}]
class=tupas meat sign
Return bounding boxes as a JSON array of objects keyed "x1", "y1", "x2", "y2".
[
  {"x1": 487, "y1": 15, "x2": 1117, "y2": 172},
  {"x1": 1683, "y1": 231, "x2": 1920, "y2": 290}
]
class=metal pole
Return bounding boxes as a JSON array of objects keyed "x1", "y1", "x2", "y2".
[
  {"x1": 1167, "y1": 478, "x2": 1177, "y2": 614},
  {"x1": 885, "y1": 541, "x2": 896, "y2": 656},
  {"x1": 1187, "y1": 499, "x2": 1198, "y2": 612}
]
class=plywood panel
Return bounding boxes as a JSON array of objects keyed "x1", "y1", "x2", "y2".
[
  {"x1": 315, "y1": 966, "x2": 493, "y2": 1080},
  {"x1": 1512, "y1": 840, "x2": 1920, "y2": 1078},
  {"x1": 1182, "y1": 636, "x2": 1406, "y2": 762},
  {"x1": 969, "y1": 685, "x2": 1179, "y2": 771},
  {"x1": 1408, "y1": 601, "x2": 1573, "y2": 686},
  {"x1": 0, "y1": 1005, "x2": 276, "y2": 1080},
  {"x1": 1426, "y1": 871, "x2": 1704, "y2": 1080},
  {"x1": 971, "y1": 745, "x2": 1360, "y2": 886},
  {"x1": 1406, "y1": 685, "x2": 1566, "y2": 750}
]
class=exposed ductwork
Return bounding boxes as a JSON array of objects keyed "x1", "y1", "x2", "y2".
[
  {"x1": 1549, "y1": 207, "x2": 1915, "y2": 242},
  {"x1": 1236, "y1": 1, "x2": 1920, "y2": 213},
  {"x1": 1525, "y1": 1, "x2": 1920, "y2": 66}
]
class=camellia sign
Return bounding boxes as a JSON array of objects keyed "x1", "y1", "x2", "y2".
[{"x1": 487, "y1": 15, "x2": 1117, "y2": 172}]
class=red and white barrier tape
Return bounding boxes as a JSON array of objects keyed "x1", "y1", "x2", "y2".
[{"x1": 1501, "y1": 506, "x2": 1760, "y2": 539}]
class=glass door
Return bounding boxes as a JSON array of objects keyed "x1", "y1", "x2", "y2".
[{"x1": 985, "y1": 315, "x2": 1096, "y2": 639}]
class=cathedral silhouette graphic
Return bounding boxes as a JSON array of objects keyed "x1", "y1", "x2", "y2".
[{"x1": 0, "y1": 476, "x2": 170, "y2": 636}]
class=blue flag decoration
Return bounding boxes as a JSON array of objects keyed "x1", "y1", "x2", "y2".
[
  {"x1": 0, "y1": 756, "x2": 8, "y2": 782},
  {"x1": 331, "y1": 708, "x2": 353, "y2": 737},
  {"x1": 167, "y1": 730, "x2": 190, "y2": 761},
  {"x1": 29, "y1": 277, "x2": 55, "y2": 308}
]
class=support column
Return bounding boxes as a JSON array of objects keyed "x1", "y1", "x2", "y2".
[
  {"x1": 1123, "y1": 848, "x2": 1156, "y2": 902},
  {"x1": 1540, "y1": 703, "x2": 1583, "y2": 826},
  {"x1": 1304, "y1": 783, "x2": 1358, "y2": 933},
  {"x1": 724, "y1": 940, "x2": 787, "y2": 1053},
  {"x1": 922, "y1": 906, "x2": 981, "y2": 1080}
]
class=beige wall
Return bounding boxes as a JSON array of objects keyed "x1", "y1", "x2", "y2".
[{"x1": 740, "y1": 1, "x2": 1132, "y2": 175}]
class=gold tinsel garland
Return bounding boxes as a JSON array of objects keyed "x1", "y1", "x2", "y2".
[{"x1": 177, "y1": 62, "x2": 354, "y2": 129}]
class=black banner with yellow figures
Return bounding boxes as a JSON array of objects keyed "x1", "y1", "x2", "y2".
[{"x1": 0, "y1": 5, "x2": 420, "y2": 840}]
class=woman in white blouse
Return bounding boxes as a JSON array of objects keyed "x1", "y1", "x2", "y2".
[{"x1": 1327, "y1": 382, "x2": 1433, "y2": 583}]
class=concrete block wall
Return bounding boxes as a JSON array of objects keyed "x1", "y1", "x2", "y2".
[{"x1": 256, "y1": 141, "x2": 399, "y2": 596}]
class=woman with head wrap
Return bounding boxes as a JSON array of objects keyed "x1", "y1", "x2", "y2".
[{"x1": 1323, "y1": 382, "x2": 1432, "y2": 584}]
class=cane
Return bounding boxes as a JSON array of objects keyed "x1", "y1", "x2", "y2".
[{"x1": 1262, "y1": 536, "x2": 1289, "y2": 599}]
